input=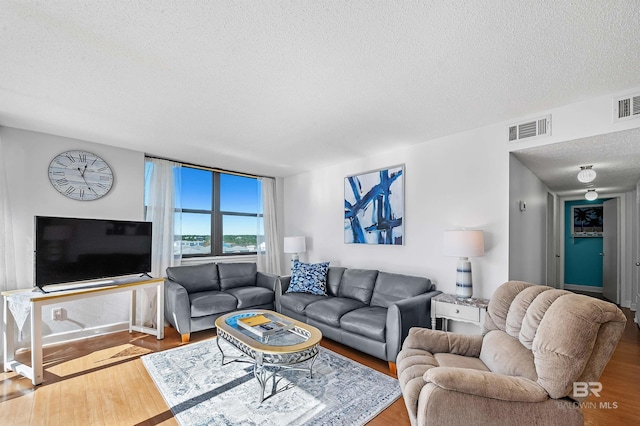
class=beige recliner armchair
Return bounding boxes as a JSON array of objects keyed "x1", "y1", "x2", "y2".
[{"x1": 396, "y1": 281, "x2": 626, "y2": 426}]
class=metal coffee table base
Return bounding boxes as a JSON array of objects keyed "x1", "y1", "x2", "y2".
[{"x1": 216, "y1": 328, "x2": 320, "y2": 402}]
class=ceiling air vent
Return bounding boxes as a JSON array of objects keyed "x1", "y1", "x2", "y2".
[
  {"x1": 508, "y1": 115, "x2": 551, "y2": 142},
  {"x1": 614, "y1": 92, "x2": 640, "y2": 121}
]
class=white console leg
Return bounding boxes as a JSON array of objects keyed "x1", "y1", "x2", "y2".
[
  {"x1": 31, "y1": 301, "x2": 44, "y2": 385},
  {"x1": 129, "y1": 289, "x2": 136, "y2": 333},
  {"x1": 3, "y1": 296, "x2": 15, "y2": 371},
  {"x1": 156, "y1": 281, "x2": 164, "y2": 340}
]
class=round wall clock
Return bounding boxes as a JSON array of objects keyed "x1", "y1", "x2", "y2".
[{"x1": 48, "y1": 150, "x2": 114, "y2": 201}]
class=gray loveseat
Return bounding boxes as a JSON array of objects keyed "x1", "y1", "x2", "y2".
[
  {"x1": 277, "y1": 267, "x2": 441, "y2": 371},
  {"x1": 165, "y1": 262, "x2": 278, "y2": 342}
]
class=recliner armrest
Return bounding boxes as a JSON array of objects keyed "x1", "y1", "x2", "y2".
[
  {"x1": 402, "y1": 327, "x2": 483, "y2": 357},
  {"x1": 425, "y1": 367, "x2": 549, "y2": 403},
  {"x1": 164, "y1": 279, "x2": 191, "y2": 335},
  {"x1": 386, "y1": 290, "x2": 442, "y2": 362},
  {"x1": 256, "y1": 271, "x2": 278, "y2": 291}
]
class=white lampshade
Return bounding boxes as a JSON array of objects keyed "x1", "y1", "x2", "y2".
[
  {"x1": 443, "y1": 230, "x2": 485, "y2": 258},
  {"x1": 585, "y1": 189, "x2": 598, "y2": 201},
  {"x1": 284, "y1": 236, "x2": 306, "y2": 254},
  {"x1": 577, "y1": 166, "x2": 596, "y2": 183}
]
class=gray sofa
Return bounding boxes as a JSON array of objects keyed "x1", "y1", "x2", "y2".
[
  {"x1": 277, "y1": 267, "x2": 440, "y2": 370},
  {"x1": 165, "y1": 262, "x2": 278, "y2": 342}
]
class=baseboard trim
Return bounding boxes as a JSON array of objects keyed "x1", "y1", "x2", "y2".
[{"x1": 564, "y1": 284, "x2": 603, "y2": 293}]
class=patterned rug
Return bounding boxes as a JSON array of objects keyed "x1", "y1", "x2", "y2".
[{"x1": 142, "y1": 338, "x2": 401, "y2": 425}]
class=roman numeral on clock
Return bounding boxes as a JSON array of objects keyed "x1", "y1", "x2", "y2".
[
  {"x1": 65, "y1": 186, "x2": 75, "y2": 195},
  {"x1": 79, "y1": 153, "x2": 87, "y2": 163},
  {"x1": 56, "y1": 178, "x2": 69, "y2": 186}
]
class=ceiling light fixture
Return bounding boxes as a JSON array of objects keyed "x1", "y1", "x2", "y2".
[
  {"x1": 577, "y1": 165, "x2": 596, "y2": 183},
  {"x1": 585, "y1": 189, "x2": 598, "y2": 201}
]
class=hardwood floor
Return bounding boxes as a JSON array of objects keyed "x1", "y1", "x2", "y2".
[
  {"x1": 1, "y1": 308, "x2": 638, "y2": 426},
  {"x1": 582, "y1": 307, "x2": 640, "y2": 426}
]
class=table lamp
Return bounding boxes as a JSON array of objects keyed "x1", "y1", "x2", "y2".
[
  {"x1": 283, "y1": 236, "x2": 306, "y2": 270},
  {"x1": 443, "y1": 230, "x2": 485, "y2": 299}
]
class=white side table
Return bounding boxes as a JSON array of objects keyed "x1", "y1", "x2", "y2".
[{"x1": 431, "y1": 293, "x2": 489, "y2": 331}]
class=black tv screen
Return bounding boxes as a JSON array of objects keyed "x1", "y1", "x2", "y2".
[{"x1": 35, "y1": 216, "x2": 152, "y2": 289}]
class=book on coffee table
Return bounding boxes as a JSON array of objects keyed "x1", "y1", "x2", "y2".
[{"x1": 237, "y1": 314, "x2": 294, "y2": 337}]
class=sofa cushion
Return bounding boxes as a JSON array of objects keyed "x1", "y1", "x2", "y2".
[
  {"x1": 218, "y1": 263, "x2": 257, "y2": 290},
  {"x1": 225, "y1": 286, "x2": 274, "y2": 309},
  {"x1": 189, "y1": 291, "x2": 237, "y2": 318},
  {"x1": 287, "y1": 261, "x2": 330, "y2": 295},
  {"x1": 305, "y1": 297, "x2": 365, "y2": 327},
  {"x1": 337, "y1": 269, "x2": 378, "y2": 305},
  {"x1": 370, "y1": 271, "x2": 433, "y2": 308},
  {"x1": 280, "y1": 293, "x2": 326, "y2": 315},
  {"x1": 166, "y1": 262, "x2": 220, "y2": 293},
  {"x1": 326, "y1": 267, "x2": 347, "y2": 297},
  {"x1": 340, "y1": 306, "x2": 387, "y2": 342}
]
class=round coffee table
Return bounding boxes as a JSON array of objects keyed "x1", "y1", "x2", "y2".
[{"x1": 214, "y1": 309, "x2": 322, "y2": 402}]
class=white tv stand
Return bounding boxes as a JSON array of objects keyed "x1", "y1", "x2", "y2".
[{"x1": 2, "y1": 277, "x2": 164, "y2": 385}]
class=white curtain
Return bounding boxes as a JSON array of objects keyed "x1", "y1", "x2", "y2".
[
  {"x1": 257, "y1": 177, "x2": 282, "y2": 275},
  {"x1": 144, "y1": 158, "x2": 182, "y2": 327},
  {"x1": 0, "y1": 134, "x2": 18, "y2": 363}
]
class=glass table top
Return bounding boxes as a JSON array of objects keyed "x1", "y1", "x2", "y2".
[{"x1": 224, "y1": 311, "x2": 310, "y2": 346}]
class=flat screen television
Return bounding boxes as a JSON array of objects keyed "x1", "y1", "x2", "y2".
[{"x1": 34, "y1": 216, "x2": 152, "y2": 291}]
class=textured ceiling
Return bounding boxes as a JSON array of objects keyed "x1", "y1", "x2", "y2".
[
  {"x1": 1, "y1": 1, "x2": 640, "y2": 177},
  {"x1": 512, "y1": 128, "x2": 640, "y2": 197}
]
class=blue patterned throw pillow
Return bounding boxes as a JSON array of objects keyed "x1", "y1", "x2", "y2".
[{"x1": 287, "y1": 261, "x2": 330, "y2": 295}]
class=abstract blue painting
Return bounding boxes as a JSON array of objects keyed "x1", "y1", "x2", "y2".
[{"x1": 344, "y1": 165, "x2": 404, "y2": 245}]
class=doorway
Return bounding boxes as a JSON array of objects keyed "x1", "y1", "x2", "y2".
[{"x1": 559, "y1": 196, "x2": 624, "y2": 304}]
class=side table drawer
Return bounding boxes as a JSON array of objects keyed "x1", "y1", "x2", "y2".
[{"x1": 436, "y1": 302, "x2": 479, "y2": 322}]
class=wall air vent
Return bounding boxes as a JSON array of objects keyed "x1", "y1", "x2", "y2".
[
  {"x1": 508, "y1": 115, "x2": 551, "y2": 142},
  {"x1": 613, "y1": 92, "x2": 640, "y2": 122}
]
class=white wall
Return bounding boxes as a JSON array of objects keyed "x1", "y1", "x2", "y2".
[
  {"x1": 1, "y1": 126, "x2": 145, "y2": 340},
  {"x1": 508, "y1": 86, "x2": 640, "y2": 308},
  {"x1": 284, "y1": 86, "x2": 640, "y2": 301},
  {"x1": 508, "y1": 154, "x2": 550, "y2": 284},
  {"x1": 1, "y1": 125, "x2": 287, "y2": 345},
  {"x1": 284, "y1": 123, "x2": 510, "y2": 299},
  {"x1": 508, "y1": 86, "x2": 640, "y2": 152}
]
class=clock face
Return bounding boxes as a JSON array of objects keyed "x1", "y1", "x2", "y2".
[{"x1": 48, "y1": 150, "x2": 114, "y2": 201}]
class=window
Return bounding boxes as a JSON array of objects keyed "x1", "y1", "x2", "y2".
[{"x1": 146, "y1": 162, "x2": 261, "y2": 257}]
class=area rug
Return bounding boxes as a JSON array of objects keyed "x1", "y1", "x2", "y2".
[{"x1": 141, "y1": 338, "x2": 401, "y2": 425}]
